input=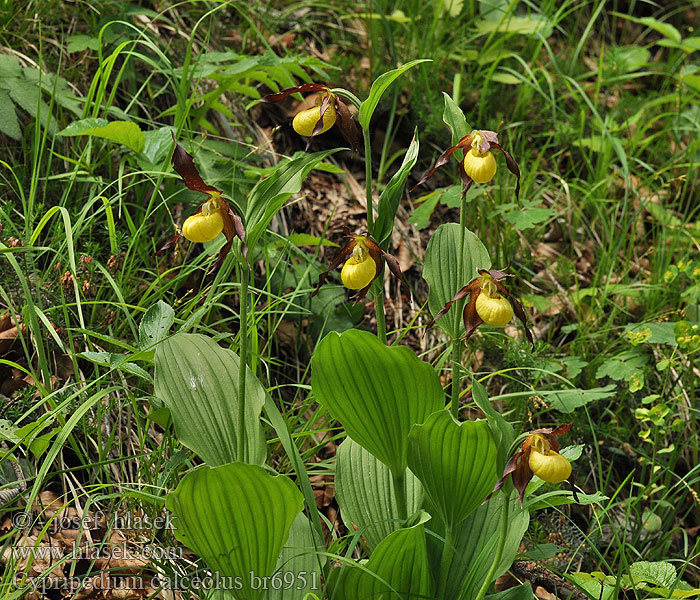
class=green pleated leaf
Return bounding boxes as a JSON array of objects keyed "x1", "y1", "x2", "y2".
[
  {"x1": 374, "y1": 131, "x2": 419, "y2": 246},
  {"x1": 327, "y1": 511, "x2": 434, "y2": 599},
  {"x1": 335, "y1": 438, "x2": 423, "y2": 550},
  {"x1": 423, "y1": 223, "x2": 491, "y2": 337},
  {"x1": 311, "y1": 329, "x2": 445, "y2": 475},
  {"x1": 444, "y1": 492, "x2": 529, "y2": 600},
  {"x1": 358, "y1": 59, "x2": 431, "y2": 129},
  {"x1": 57, "y1": 117, "x2": 145, "y2": 152},
  {"x1": 408, "y1": 411, "x2": 499, "y2": 528},
  {"x1": 442, "y1": 92, "x2": 470, "y2": 147},
  {"x1": 154, "y1": 333, "x2": 266, "y2": 466},
  {"x1": 166, "y1": 462, "x2": 304, "y2": 600},
  {"x1": 245, "y1": 150, "x2": 340, "y2": 252},
  {"x1": 266, "y1": 513, "x2": 325, "y2": 600}
]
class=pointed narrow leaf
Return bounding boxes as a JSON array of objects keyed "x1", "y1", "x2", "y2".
[
  {"x1": 311, "y1": 329, "x2": 445, "y2": 475},
  {"x1": 374, "y1": 131, "x2": 419, "y2": 245},
  {"x1": 166, "y1": 463, "x2": 303, "y2": 600},
  {"x1": 424, "y1": 223, "x2": 491, "y2": 337},
  {"x1": 408, "y1": 411, "x2": 499, "y2": 528},
  {"x1": 442, "y1": 92, "x2": 470, "y2": 147},
  {"x1": 154, "y1": 333, "x2": 266, "y2": 465},
  {"x1": 336, "y1": 438, "x2": 423, "y2": 549},
  {"x1": 358, "y1": 59, "x2": 431, "y2": 129},
  {"x1": 327, "y1": 512, "x2": 434, "y2": 599}
]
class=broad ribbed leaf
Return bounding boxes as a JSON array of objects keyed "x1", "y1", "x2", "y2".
[
  {"x1": 335, "y1": 438, "x2": 423, "y2": 549},
  {"x1": 327, "y1": 511, "x2": 434, "y2": 599},
  {"x1": 408, "y1": 411, "x2": 499, "y2": 528},
  {"x1": 358, "y1": 59, "x2": 431, "y2": 129},
  {"x1": 245, "y1": 150, "x2": 340, "y2": 252},
  {"x1": 374, "y1": 131, "x2": 419, "y2": 245},
  {"x1": 423, "y1": 223, "x2": 491, "y2": 337},
  {"x1": 444, "y1": 492, "x2": 529, "y2": 600},
  {"x1": 266, "y1": 513, "x2": 325, "y2": 600},
  {"x1": 154, "y1": 333, "x2": 266, "y2": 465},
  {"x1": 167, "y1": 463, "x2": 303, "y2": 600},
  {"x1": 311, "y1": 329, "x2": 444, "y2": 474}
]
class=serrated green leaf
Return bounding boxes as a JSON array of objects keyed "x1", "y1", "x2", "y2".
[
  {"x1": 167, "y1": 462, "x2": 303, "y2": 600},
  {"x1": 57, "y1": 117, "x2": 145, "y2": 152},
  {"x1": 424, "y1": 223, "x2": 491, "y2": 338},
  {"x1": 408, "y1": 411, "x2": 499, "y2": 528},
  {"x1": 311, "y1": 329, "x2": 444, "y2": 475},
  {"x1": 359, "y1": 59, "x2": 431, "y2": 129},
  {"x1": 154, "y1": 333, "x2": 266, "y2": 465},
  {"x1": 546, "y1": 384, "x2": 617, "y2": 413},
  {"x1": 595, "y1": 351, "x2": 649, "y2": 381},
  {"x1": 335, "y1": 438, "x2": 423, "y2": 549}
]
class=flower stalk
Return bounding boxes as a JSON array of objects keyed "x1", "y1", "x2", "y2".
[{"x1": 237, "y1": 262, "x2": 250, "y2": 462}]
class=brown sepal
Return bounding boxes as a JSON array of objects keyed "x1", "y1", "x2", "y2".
[
  {"x1": 487, "y1": 451, "x2": 522, "y2": 501},
  {"x1": 511, "y1": 296, "x2": 534, "y2": 348},
  {"x1": 458, "y1": 164, "x2": 474, "y2": 197},
  {"x1": 311, "y1": 235, "x2": 356, "y2": 297},
  {"x1": 463, "y1": 292, "x2": 484, "y2": 341},
  {"x1": 425, "y1": 281, "x2": 476, "y2": 330},
  {"x1": 512, "y1": 456, "x2": 534, "y2": 503},
  {"x1": 306, "y1": 92, "x2": 334, "y2": 150},
  {"x1": 354, "y1": 244, "x2": 383, "y2": 303},
  {"x1": 411, "y1": 134, "x2": 474, "y2": 191},
  {"x1": 171, "y1": 133, "x2": 222, "y2": 195},
  {"x1": 334, "y1": 98, "x2": 359, "y2": 152},
  {"x1": 156, "y1": 233, "x2": 182, "y2": 255},
  {"x1": 491, "y1": 142, "x2": 521, "y2": 203},
  {"x1": 260, "y1": 83, "x2": 329, "y2": 103},
  {"x1": 212, "y1": 202, "x2": 248, "y2": 272}
]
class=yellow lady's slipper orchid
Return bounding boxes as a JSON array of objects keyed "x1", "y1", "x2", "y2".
[
  {"x1": 182, "y1": 197, "x2": 225, "y2": 243},
  {"x1": 427, "y1": 268, "x2": 532, "y2": 346},
  {"x1": 412, "y1": 129, "x2": 520, "y2": 201},
  {"x1": 312, "y1": 229, "x2": 407, "y2": 301},
  {"x1": 262, "y1": 83, "x2": 358, "y2": 151},
  {"x1": 475, "y1": 273, "x2": 514, "y2": 326},
  {"x1": 463, "y1": 131, "x2": 498, "y2": 183},
  {"x1": 340, "y1": 239, "x2": 377, "y2": 289},
  {"x1": 490, "y1": 424, "x2": 573, "y2": 503},
  {"x1": 527, "y1": 434, "x2": 572, "y2": 483},
  {"x1": 171, "y1": 135, "x2": 247, "y2": 268},
  {"x1": 293, "y1": 95, "x2": 337, "y2": 137}
]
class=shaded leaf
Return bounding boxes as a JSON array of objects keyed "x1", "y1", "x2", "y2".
[{"x1": 57, "y1": 117, "x2": 144, "y2": 152}]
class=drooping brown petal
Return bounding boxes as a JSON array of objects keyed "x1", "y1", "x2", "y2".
[
  {"x1": 425, "y1": 282, "x2": 475, "y2": 329},
  {"x1": 457, "y1": 164, "x2": 474, "y2": 197},
  {"x1": 211, "y1": 202, "x2": 249, "y2": 272},
  {"x1": 512, "y1": 455, "x2": 534, "y2": 503},
  {"x1": 334, "y1": 98, "x2": 359, "y2": 152},
  {"x1": 311, "y1": 238, "x2": 357, "y2": 297},
  {"x1": 487, "y1": 451, "x2": 522, "y2": 501},
  {"x1": 463, "y1": 291, "x2": 484, "y2": 341},
  {"x1": 171, "y1": 133, "x2": 222, "y2": 195},
  {"x1": 491, "y1": 142, "x2": 521, "y2": 203},
  {"x1": 511, "y1": 296, "x2": 534, "y2": 347},
  {"x1": 379, "y1": 248, "x2": 410, "y2": 300},
  {"x1": 156, "y1": 233, "x2": 183, "y2": 255},
  {"x1": 260, "y1": 83, "x2": 329, "y2": 103},
  {"x1": 411, "y1": 134, "x2": 474, "y2": 191},
  {"x1": 311, "y1": 93, "x2": 334, "y2": 140}
]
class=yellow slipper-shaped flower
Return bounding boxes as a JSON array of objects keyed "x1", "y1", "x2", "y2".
[{"x1": 182, "y1": 210, "x2": 224, "y2": 243}]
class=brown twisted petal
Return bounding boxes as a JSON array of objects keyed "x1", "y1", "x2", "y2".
[
  {"x1": 312, "y1": 237, "x2": 357, "y2": 297},
  {"x1": 171, "y1": 133, "x2": 222, "y2": 195},
  {"x1": 354, "y1": 244, "x2": 384, "y2": 302},
  {"x1": 411, "y1": 133, "x2": 474, "y2": 191},
  {"x1": 425, "y1": 281, "x2": 477, "y2": 330},
  {"x1": 334, "y1": 97, "x2": 360, "y2": 152},
  {"x1": 491, "y1": 142, "x2": 521, "y2": 203},
  {"x1": 463, "y1": 292, "x2": 484, "y2": 341},
  {"x1": 260, "y1": 83, "x2": 329, "y2": 103}
]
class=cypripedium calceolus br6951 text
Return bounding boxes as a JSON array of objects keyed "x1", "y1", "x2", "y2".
[
  {"x1": 413, "y1": 130, "x2": 520, "y2": 200},
  {"x1": 428, "y1": 268, "x2": 533, "y2": 346},
  {"x1": 261, "y1": 83, "x2": 358, "y2": 151},
  {"x1": 171, "y1": 134, "x2": 246, "y2": 267},
  {"x1": 491, "y1": 424, "x2": 573, "y2": 503},
  {"x1": 312, "y1": 229, "x2": 407, "y2": 301}
]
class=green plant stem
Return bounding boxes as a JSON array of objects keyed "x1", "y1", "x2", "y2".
[
  {"x1": 363, "y1": 125, "x2": 387, "y2": 344},
  {"x1": 392, "y1": 471, "x2": 408, "y2": 522},
  {"x1": 451, "y1": 191, "x2": 468, "y2": 418},
  {"x1": 474, "y1": 493, "x2": 510, "y2": 600},
  {"x1": 438, "y1": 523, "x2": 455, "y2": 598},
  {"x1": 237, "y1": 262, "x2": 250, "y2": 462}
]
